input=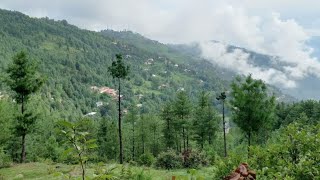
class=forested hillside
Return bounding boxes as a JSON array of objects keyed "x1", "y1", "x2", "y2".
[
  {"x1": 0, "y1": 9, "x2": 231, "y2": 120},
  {"x1": 0, "y1": 9, "x2": 319, "y2": 180}
]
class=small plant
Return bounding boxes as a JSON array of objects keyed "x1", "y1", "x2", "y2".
[
  {"x1": 155, "y1": 149, "x2": 183, "y2": 169},
  {"x1": 93, "y1": 163, "x2": 118, "y2": 180},
  {"x1": 138, "y1": 153, "x2": 155, "y2": 167},
  {"x1": 135, "y1": 169, "x2": 152, "y2": 180},
  {"x1": 58, "y1": 120, "x2": 98, "y2": 180}
]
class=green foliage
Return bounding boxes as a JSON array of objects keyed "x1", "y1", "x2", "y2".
[
  {"x1": 137, "y1": 153, "x2": 155, "y2": 167},
  {"x1": 0, "y1": 148, "x2": 11, "y2": 168},
  {"x1": 155, "y1": 149, "x2": 183, "y2": 169},
  {"x1": 93, "y1": 163, "x2": 119, "y2": 180},
  {"x1": 5, "y1": 51, "x2": 44, "y2": 104},
  {"x1": 193, "y1": 91, "x2": 219, "y2": 149},
  {"x1": 108, "y1": 54, "x2": 130, "y2": 79},
  {"x1": 97, "y1": 118, "x2": 118, "y2": 162},
  {"x1": 250, "y1": 120, "x2": 320, "y2": 179},
  {"x1": 58, "y1": 119, "x2": 98, "y2": 180},
  {"x1": 172, "y1": 91, "x2": 192, "y2": 152},
  {"x1": 108, "y1": 53, "x2": 130, "y2": 164},
  {"x1": 230, "y1": 74, "x2": 276, "y2": 152},
  {"x1": 0, "y1": 100, "x2": 14, "y2": 145},
  {"x1": 212, "y1": 152, "x2": 246, "y2": 179},
  {"x1": 275, "y1": 100, "x2": 320, "y2": 129},
  {"x1": 161, "y1": 103, "x2": 175, "y2": 149},
  {"x1": 4, "y1": 51, "x2": 44, "y2": 163}
]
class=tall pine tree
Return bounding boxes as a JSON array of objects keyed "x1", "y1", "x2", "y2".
[
  {"x1": 108, "y1": 54, "x2": 129, "y2": 164},
  {"x1": 5, "y1": 51, "x2": 44, "y2": 163},
  {"x1": 230, "y1": 74, "x2": 275, "y2": 157}
]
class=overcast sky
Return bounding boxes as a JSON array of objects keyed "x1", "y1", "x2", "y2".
[{"x1": 1, "y1": 0, "x2": 320, "y2": 90}]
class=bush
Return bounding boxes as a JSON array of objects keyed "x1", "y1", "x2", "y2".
[
  {"x1": 249, "y1": 122, "x2": 320, "y2": 179},
  {"x1": 155, "y1": 149, "x2": 183, "y2": 169},
  {"x1": 0, "y1": 148, "x2": 11, "y2": 168},
  {"x1": 212, "y1": 152, "x2": 246, "y2": 179},
  {"x1": 182, "y1": 149, "x2": 209, "y2": 168},
  {"x1": 138, "y1": 153, "x2": 154, "y2": 167}
]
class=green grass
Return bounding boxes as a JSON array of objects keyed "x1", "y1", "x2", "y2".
[{"x1": 0, "y1": 162, "x2": 215, "y2": 180}]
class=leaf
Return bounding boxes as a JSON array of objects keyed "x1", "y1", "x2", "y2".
[
  {"x1": 85, "y1": 139, "x2": 96, "y2": 144},
  {"x1": 58, "y1": 120, "x2": 73, "y2": 129},
  {"x1": 78, "y1": 131, "x2": 89, "y2": 136},
  {"x1": 62, "y1": 148, "x2": 74, "y2": 157},
  {"x1": 87, "y1": 143, "x2": 98, "y2": 149}
]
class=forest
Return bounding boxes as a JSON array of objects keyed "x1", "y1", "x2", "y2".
[{"x1": 0, "y1": 9, "x2": 319, "y2": 180}]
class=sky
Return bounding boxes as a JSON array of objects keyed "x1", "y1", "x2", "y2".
[{"x1": 1, "y1": 0, "x2": 320, "y2": 91}]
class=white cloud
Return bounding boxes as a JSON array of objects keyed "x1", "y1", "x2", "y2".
[
  {"x1": 200, "y1": 41, "x2": 297, "y2": 88},
  {"x1": 196, "y1": 8, "x2": 320, "y2": 89}
]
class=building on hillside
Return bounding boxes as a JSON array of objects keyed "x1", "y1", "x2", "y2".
[
  {"x1": 96, "y1": 101, "x2": 103, "y2": 107},
  {"x1": 85, "y1": 112, "x2": 97, "y2": 116}
]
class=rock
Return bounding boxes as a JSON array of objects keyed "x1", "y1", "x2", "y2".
[{"x1": 224, "y1": 163, "x2": 256, "y2": 180}]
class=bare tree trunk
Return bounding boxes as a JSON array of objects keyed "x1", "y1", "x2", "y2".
[
  {"x1": 153, "y1": 127, "x2": 156, "y2": 156},
  {"x1": 118, "y1": 79, "x2": 123, "y2": 164},
  {"x1": 223, "y1": 101, "x2": 227, "y2": 157},
  {"x1": 21, "y1": 133, "x2": 26, "y2": 163},
  {"x1": 20, "y1": 95, "x2": 26, "y2": 163},
  {"x1": 182, "y1": 127, "x2": 186, "y2": 151},
  {"x1": 176, "y1": 134, "x2": 179, "y2": 152},
  {"x1": 248, "y1": 131, "x2": 251, "y2": 158},
  {"x1": 132, "y1": 121, "x2": 135, "y2": 161},
  {"x1": 186, "y1": 130, "x2": 189, "y2": 150},
  {"x1": 79, "y1": 154, "x2": 85, "y2": 180}
]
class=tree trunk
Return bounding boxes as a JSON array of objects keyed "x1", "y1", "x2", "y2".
[
  {"x1": 176, "y1": 134, "x2": 179, "y2": 152},
  {"x1": 132, "y1": 122, "x2": 135, "y2": 161},
  {"x1": 201, "y1": 133, "x2": 204, "y2": 149},
  {"x1": 223, "y1": 101, "x2": 227, "y2": 157},
  {"x1": 79, "y1": 154, "x2": 85, "y2": 180},
  {"x1": 153, "y1": 128, "x2": 156, "y2": 156},
  {"x1": 21, "y1": 133, "x2": 26, "y2": 163},
  {"x1": 20, "y1": 95, "x2": 26, "y2": 163},
  {"x1": 248, "y1": 130, "x2": 251, "y2": 158},
  {"x1": 182, "y1": 127, "x2": 186, "y2": 151},
  {"x1": 186, "y1": 130, "x2": 189, "y2": 150},
  {"x1": 142, "y1": 135, "x2": 145, "y2": 154},
  {"x1": 118, "y1": 79, "x2": 123, "y2": 164}
]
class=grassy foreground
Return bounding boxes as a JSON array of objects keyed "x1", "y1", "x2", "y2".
[{"x1": 0, "y1": 162, "x2": 215, "y2": 180}]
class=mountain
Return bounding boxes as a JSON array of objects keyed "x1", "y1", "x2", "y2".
[
  {"x1": 0, "y1": 9, "x2": 294, "y2": 120},
  {"x1": 169, "y1": 40, "x2": 320, "y2": 100}
]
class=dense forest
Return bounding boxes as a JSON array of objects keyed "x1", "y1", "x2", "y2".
[{"x1": 0, "y1": 9, "x2": 319, "y2": 180}]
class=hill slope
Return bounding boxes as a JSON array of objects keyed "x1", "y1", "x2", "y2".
[{"x1": 0, "y1": 9, "x2": 235, "y2": 119}]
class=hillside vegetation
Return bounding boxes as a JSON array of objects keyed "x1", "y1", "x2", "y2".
[{"x1": 0, "y1": 9, "x2": 319, "y2": 180}]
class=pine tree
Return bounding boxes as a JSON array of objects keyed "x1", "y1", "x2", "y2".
[
  {"x1": 194, "y1": 91, "x2": 219, "y2": 149},
  {"x1": 173, "y1": 91, "x2": 192, "y2": 151},
  {"x1": 230, "y1": 74, "x2": 275, "y2": 157},
  {"x1": 161, "y1": 103, "x2": 175, "y2": 149},
  {"x1": 108, "y1": 54, "x2": 129, "y2": 164},
  {"x1": 5, "y1": 51, "x2": 44, "y2": 163}
]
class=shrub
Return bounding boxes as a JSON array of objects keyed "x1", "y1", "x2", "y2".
[
  {"x1": 182, "y1": 149, "x2": 209, "y2": 168},
  {"x1": 212, "y1": 152, "x2": 246, "y2": 179},
  {"x1": 249, "y1": 122, "x2": 320, "y2": 179},
  {"x1": 0, "y1": 148, "x2": 11, "y2": 168},
  {"x1": 138, "y1": 153, "x2": 154, "y2": 167},
  {"x1": 155, "y1": 149, "x2": 183, "y2": 169}
]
